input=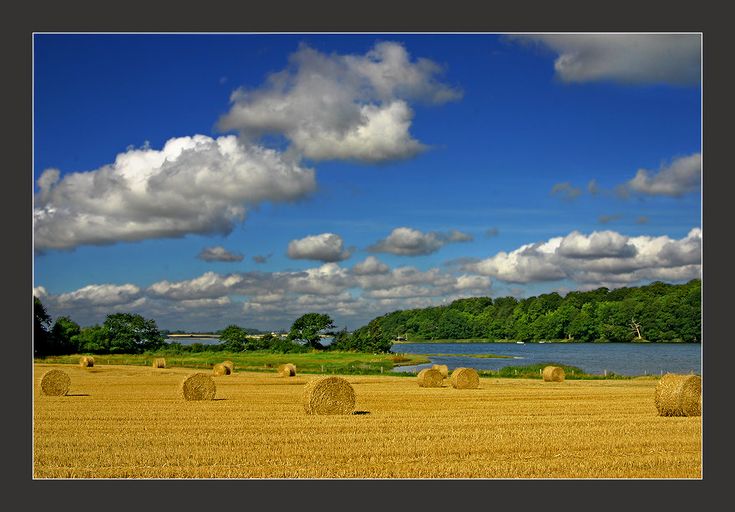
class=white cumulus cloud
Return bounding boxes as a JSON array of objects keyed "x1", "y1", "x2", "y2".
[
  {"x1": 34, "y1": 135, "x2": 316, "y2": 251},
  {"x1": 466, "y1": 228, "x2": 701, "y2": 285},
  {"x1": 557, "y1": 230, "x2": 637, "y2": 259},
  {"x1": 368, "y1": 227, "x2": 473, "y2": 256},
  {"x1": 351, "y1": 256, "x2": 390, "y2": 275},
  {"x1": 287, "y1": 233, "x2": 353, "y2": 262},
  {"x1": 218, "y1": 41, "x2": 461, "y2": 162},
  {"x1": 513, "y1": 34, "x2": 701, "y2": 85},
  {"x1": 625, "y1": 153, "x2": 701, "y2": 197}
]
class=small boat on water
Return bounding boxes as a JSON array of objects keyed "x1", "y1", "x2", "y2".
[
  {"x1": 516, "y1": 341, "x2": 525, "y2": 344},
  {"x1": 539, "y1": 341, "x2": 546, "y2": 344}
]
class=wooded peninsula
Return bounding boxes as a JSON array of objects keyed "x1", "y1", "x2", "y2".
[{"x1": 362, "y1": 279, "x2": 700, "y2": 343}]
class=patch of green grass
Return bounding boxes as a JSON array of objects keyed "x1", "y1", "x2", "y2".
[
  {"x1": 478, "y1": 362, "x2": 633, "y2": 380},
  {"x1": 34, "y1": 351, "x2": 430, "y2": 375}
]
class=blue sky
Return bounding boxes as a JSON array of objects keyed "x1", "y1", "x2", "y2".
[{"x1": 33, "y1": 33, "x2": 702, "y2": 331}]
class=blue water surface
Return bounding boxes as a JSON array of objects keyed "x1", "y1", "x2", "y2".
[{"x1": 391, "y1": 342, "x2": 701, "y2": 376}]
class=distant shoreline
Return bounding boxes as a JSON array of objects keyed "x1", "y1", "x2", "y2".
[{"x1": 391, "y1": 339, "x2": 698, "y2": 345}]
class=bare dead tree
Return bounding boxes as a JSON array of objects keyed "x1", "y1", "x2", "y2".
[{"x1": 630, "y1": 318, "x2": 643, "y2": 340}]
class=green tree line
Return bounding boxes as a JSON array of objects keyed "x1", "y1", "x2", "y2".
[
  {"x1": 33, "y1": 278, "x2": 700, "y2": 358},
  {"x1": 364, "y1": 279, "x2": 701, "y2": 343},
  {"x1": 33, "y1": 300, "x2": 393, "y2": 357}
]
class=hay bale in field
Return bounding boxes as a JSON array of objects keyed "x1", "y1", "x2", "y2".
[
  {"x1": 278, "y1": 363, "x2": 296, "y2": 377},
  {"x1": 222, "y1": 360, "x2": 234, "y2": 373},
  {"x1": 302, "y1": 376, "x2": 355, "y2": 415},
  {"x1": 79, "y1": 356, "x2": 95, "y2": 368},
  {"x1": 450, "y1": 367, "x2": 479, "y2": 389},
  {"x1": 180, "y1": 373, "x2": 217, "y2": 401},
  {"x1": 432, "y1": 364, "x2": 449, "y2": 379},
  {"x1": 40, "y1": 369, "x2": 71, "y2": 396},
  {"x1": 212, "y1": 363, "x2": 230, "y2": 376},
  {"x1": 417, "y1": 368, "x2": 444, "y2": 388},
  {"x1": 152, "y1": 358, "x2": 166, "y2": 369},
  {"x1": 655, "y1": 373, "x2": 701, "y2": 417},
  {"x1": 542, "y1": 366, "x2": 565, "y2": 382}
]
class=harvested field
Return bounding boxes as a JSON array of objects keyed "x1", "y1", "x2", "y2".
[{"x1": 33, "y1": 363, "x2": 701, "y2": 479}]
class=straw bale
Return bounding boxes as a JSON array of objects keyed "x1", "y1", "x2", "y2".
[
  {"x1": 79, "y1": 356, "x2": 95, "y2": 367},
  {"x1": 302, "y1": 376, "x2": 356, "y2": 415},
  {"x1": 654, "y1": 373, "x2": 701, "y2": 417},
  {"x1": 417, "y1": 368, "x2": 444, "y2": 388},
  {"x1": 278, "y1": 363, "x2": 296, "y2": 377},
  {"x1": 450, "y1": 367, "x2": 480, "y2": 389},
  {"x1": 542, "y1": 366, "x2": 565, "y2": 382},
  {"x1": 212, "y1": 363, "x2": 230, "y2": 376},
  {"x1": 40, "y1": 369, "x2": 71, "y2": 396},
  {"x1": 432, "y1": 364, "x2": 449, "y2": 379},
  {"x1": 222, "y1": 360, "x2": 234, "y2": 373},
  {"x1": 152, "y1": 358, "x2": 166, "y2": 368},
  {"x1": 181, "y1": 373, "x2": 216, "y2": 400}
]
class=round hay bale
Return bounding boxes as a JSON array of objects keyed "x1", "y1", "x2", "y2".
[
  {"x1": 431, "y1": 364, "x2": 449, "y2": 379},
  {"x1": 40, "y1": 369, "x2": 71, "y2": 396},
  {"x1": 417, "y1": 368, "x2": 444, "y2": 388},
  {"x1": 278, "y1": 363, "x2": 296, "y2": 377},
  {"x1": 152, "y1": 358, "x2": 166, "y2": 369},
  {"x1": 222, "y1": 360, "x2": 234, "y2": 373},
  {"x1": 655, "y1": 373, "x2": 701, "y2": 417},
  {"x1": 79, "y1": 356, "x2": 94, "y2": 368},
  {"x1": 450, "y1": 367, "x2": 479, "y2": 389},
  {"x1": 302, "y1": 376, "x2": 355, "y2": 415},
  {"x1": 180, "y1": 373, "x2": 216, "y2": 401},
  {"x1": 212, "y1": 363, "x2": 230, "y2": 376},
  {"x1": 542, "y1": 366, "x2": 565, "y2": 382}
]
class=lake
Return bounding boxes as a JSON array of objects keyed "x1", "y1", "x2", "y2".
[
  {"x1": 391, "y1": 342, "x2": 701, "y2": 376},
  {"x1": 165, "y1": 337, "x2": 221, "y2": 345}
]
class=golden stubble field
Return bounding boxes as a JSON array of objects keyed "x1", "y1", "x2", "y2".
[{"x1": 33, "y1": 363, "x2": 702, "y2": 479}]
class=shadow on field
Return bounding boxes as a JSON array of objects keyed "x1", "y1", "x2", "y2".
[
  {"x1": 66, "y1": 393, "x2": 90, "y2": 397},
  {"x1": 352, "y1": 411, "x2": 371, "y2": 415},
  {"x1": 213, "y1": 398, "x2": 227, "y2": 401}
]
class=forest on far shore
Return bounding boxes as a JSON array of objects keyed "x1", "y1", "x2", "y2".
[{"x1": 366, "y1": 279, "x2": 701, "y2": 343}]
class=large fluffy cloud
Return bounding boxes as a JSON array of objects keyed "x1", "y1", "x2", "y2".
[
  {"x1": 513, "y1": 34, "x2": 701, "y2": 85},
  {"x1": 466, "y1": 228, "x2": 701, "y2": 284},
  {"x1": 624, "y1": 153, "x2": 701, "y2": 197},
  {"x1": 217, "y1": 41, "x2": 461, "y2": 162},
  {"x1": 34, "y1": 135, "x2": 316, "y2": 251},
  {"x1": 368, "y1": 227, "x2": 474, "y2": 256},
  {"x1": 287, "y1": 233, "x2": 353, "y2": 262}
]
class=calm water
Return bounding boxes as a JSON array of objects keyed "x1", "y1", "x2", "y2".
[
  {"x1": 165, "y1": 337, "x2": 220, "y2": 345},
  {"x1": 391, "y1": 342, "x2": 701, "y2": 376}
]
